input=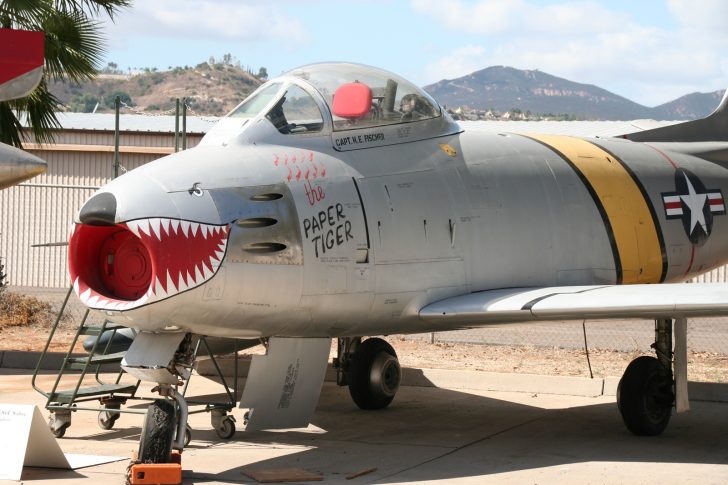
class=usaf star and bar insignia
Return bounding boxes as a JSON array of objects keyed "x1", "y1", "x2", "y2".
[{"x1": 662, "y1": 168, "x2": 725, "y2": 246}]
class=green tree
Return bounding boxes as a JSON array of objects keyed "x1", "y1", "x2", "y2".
[
  {"x1": 103, "y1": 90, "x2": 132, "y2": 108},
  {"x1": 257, "y1": 66, "x2": 268, "y2": 80},
  {"x1": 0, "y1": 0, "x2": 131, "y2": 147},
  {"x1": 68, "y1": 92, "x2": 99, "y2": 112}
]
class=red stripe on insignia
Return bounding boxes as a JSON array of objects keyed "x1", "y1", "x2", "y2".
[
  {"x1": 665, "y1": 201, "x2": 682, "y2": 209},
  {"x1": 709, "y1": 199, "x2": 723, "y2": 205}
]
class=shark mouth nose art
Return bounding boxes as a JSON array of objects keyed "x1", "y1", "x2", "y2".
[{"x1": 68, "y1": 218, "x2": 230, "y2": 311}]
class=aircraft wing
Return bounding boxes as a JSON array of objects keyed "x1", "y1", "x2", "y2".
[{"x1": 419, "y1": 283, "x2": 728, "y2": 325}]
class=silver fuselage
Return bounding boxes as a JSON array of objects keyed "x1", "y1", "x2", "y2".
[{"x1": 77, "y1": 121, "x2": 728, "y2": 338}]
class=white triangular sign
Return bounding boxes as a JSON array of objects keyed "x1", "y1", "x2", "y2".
[{"x1": 0, "y1": 404, "x2": 124, "y2": 480}]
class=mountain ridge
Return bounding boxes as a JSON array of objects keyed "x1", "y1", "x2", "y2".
[{"x1": 424, "y1": 66, "x2": 723, "y2": 121}]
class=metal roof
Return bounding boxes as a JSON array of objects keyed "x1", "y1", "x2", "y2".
[
  {"x1": 39, "y1": 112, "x2": 221, "y2": 134},
  {"x1": 23, "y1": 112, "x2": 681, "y2": 137}
]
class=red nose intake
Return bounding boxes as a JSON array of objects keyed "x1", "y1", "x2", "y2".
[{"x1": 68, "y1": 219, "x2": 230, "y2": 311}]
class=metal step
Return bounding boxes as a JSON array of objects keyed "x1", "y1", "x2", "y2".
[
  {"x1": 65, "y1": 351, "x2": 126, "y2": 370},
  {"x1": 49, "y1": 383, "x2": 138, "y2": 404}
]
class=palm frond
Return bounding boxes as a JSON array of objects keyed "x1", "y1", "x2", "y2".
[
  {"x1": 43, "y1": 10, "x2": 105, "y2": 83},
  {"x1": 10, "y1": 79, "x2": 62, "y2": 145},
  {"x1": 54, "y1": 0, "x2": 131, "y2": 20},
  {"x1": 0, "y1": 101, "x2": 26, "y2": 147},
  {"x1": 0, "y1": 0, "x2": 52, "y2": 28}
]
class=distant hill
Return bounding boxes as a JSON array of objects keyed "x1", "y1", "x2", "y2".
[
  {"x1": 424, "y1": 66, "x2": 723, "y2": 121},
  {"x1": 49, "y1": 62, "x2": 263, "y2": 116},
  {"x1": 652, "y1": 90, "x2": 725, "y2": 120}
]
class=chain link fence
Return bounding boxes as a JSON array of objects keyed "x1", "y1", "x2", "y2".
[{"x1": 407, "y1": 317, "x2": 728, "y2": 354}]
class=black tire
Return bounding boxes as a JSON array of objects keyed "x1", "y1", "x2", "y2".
[
  {"x1": 617, "y1": 356, "x2": 673, "y2": 436},
  {"x1": 138, "y1": 399, "x2": 176, "y2": 463},
  {"x1": 348, "y1": 338, "x2": 401, "y2": 410},
  {"x1": 97, "y1": 410, "x2": 118, "y2": 430},
  {"x1": 215, "y1": 416, "x2": 236, "y2": 439}
]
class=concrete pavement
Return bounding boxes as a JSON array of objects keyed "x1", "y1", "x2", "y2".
[{"x1": 1, "y1": 368, "x2": 727, "y2": 484}]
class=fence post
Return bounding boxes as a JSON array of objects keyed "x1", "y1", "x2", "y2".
[
  {"x1": 113, "y1": 96, "x2": 120, "y2": 179},
  {"x1": 174, "y1": 98, "x2": 180, "y2": 153},
  {"x1": 182, "y1": 97, "x2": 187, "y2": 150}
]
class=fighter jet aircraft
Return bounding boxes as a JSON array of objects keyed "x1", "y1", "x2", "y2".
[
  {"x1": 66, "y1": 62, "x2": 728, "y2": 463},
  {"x1": 0, "y1": 28, "x2": 47, "y2": 189},
  {"x1": 0, "y1": 143, "x2": 47, "y2": 189}
]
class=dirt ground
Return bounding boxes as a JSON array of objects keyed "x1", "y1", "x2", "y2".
[{"x1": 3, "y1": 312, "x2": 728, "y2": 383}]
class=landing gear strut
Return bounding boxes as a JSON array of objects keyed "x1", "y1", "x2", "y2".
[
  {"x1": 617, "y1": 318, "x2": 679, "y2": 436},
  {"x1": 335, "y1": 337, "x2": 401, "y2": 410}
]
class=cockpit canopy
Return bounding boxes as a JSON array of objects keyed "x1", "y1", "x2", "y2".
[
  {"x1": 229, "y1": 63, "x2": 441, "y2": 132},
  {"x1": 286, "y1": 63, "x2": 441, "y2": 131},
  {"x1": 203, "y1": 62, "x2": 457, "y2": 148}
]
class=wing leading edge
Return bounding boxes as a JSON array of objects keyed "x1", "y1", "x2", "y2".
[{"x1": 419, "y1": 283, "x2": 728, "y2": 325}]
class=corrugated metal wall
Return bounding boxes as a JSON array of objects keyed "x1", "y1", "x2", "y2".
[{"x1": 1, "y1": 129, "x2": 202, "y2": 288}]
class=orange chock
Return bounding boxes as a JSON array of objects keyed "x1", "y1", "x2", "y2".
[{"x1": 129, "y1": 452, "x2": 182, "y2": 485}]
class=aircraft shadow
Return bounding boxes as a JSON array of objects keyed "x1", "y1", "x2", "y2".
[{"x1": 189, "y1": 369, "x2": 728, "y2": 483}]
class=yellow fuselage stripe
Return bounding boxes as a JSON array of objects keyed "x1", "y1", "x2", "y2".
[{"x1": 528, "y1": 134, "x2": 663, "y2": 284}]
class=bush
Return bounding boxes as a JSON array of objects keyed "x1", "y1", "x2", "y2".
[{"x1": 0, "y1": 291, "x2": 53, "y2": 327}]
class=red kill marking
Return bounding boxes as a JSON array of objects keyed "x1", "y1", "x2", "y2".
[
  {"x1": 273, "y1": 154, "x2": 279, "y2": 166},
  {"x1": 309, "y1": 151, "x2": 314, "y2": 161},
  {"x1": 292, "y1": 154, "x2": 297, "y2": 164},
  {"x1": 284, "y1": 155, "x2": 288, "y2": 165},
  {"x1": 312, "y1": 162, "x2": 319, "y2": 179},
  {"x1": 321, "y1": 162, "x2": 326, "y2": 177},
  {"x1": 305, "y1": 168, "x2": 310, "y2": 180},
  {"x1": 296, "y1": 167, "x2": 302, "y2": 181},
  {"x1": 287, "y1": 167, "x2": 292, "y2": 182}
]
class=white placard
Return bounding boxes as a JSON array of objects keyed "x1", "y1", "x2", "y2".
[{"x1": 0, "y1": 404, "x2": 124, "y2": 480}]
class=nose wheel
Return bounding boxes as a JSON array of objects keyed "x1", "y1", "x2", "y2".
[{"x1": 138, "y1": 399, "x2": 176, "y2": 464}]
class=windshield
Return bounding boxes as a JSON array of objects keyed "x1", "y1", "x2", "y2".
[
  {"x1": 286, "y1": 63, "x2": 440, "y2": 131},
  {"x1": 228, "y1": 82, "x2": 282, "y2": 118}
]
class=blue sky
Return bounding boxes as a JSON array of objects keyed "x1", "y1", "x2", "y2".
[{"x1": 100, "y1": 0, "x2": 727, "y2": 107}]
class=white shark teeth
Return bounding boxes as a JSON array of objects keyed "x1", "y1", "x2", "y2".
[
  {"x1": 177, "y1": 272, "x2": 189, "y2": 293},
  {"x1": 154, "y1": 276, "x2": 167, "y2": 299},
  {"x1": 149, "y1": 218, "x2": 162, "y2": 241},
  {"x1": 166, "y1": 270, "x2": 178, "y2": 295},
  {"x1": 194, "y1": 265, "x2": 205, "y2": 285},
  {"x1": 170, "y1": 219, "x2": 180, "y2": 235},
  {"x1": 160, "y1": 218, "x2": 170, "y2": 237},
  {"x1": 126, "y1": 219, "x2": 150, "y2": 238},
  {"x1": 189, "y1": 222, "x2": 199, "y2": 237},
  {"x1": 180, "y1": 220, "x2": 190, "y2": 237}
]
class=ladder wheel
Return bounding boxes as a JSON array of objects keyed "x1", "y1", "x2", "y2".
[
  {"x1": 51, "y1": 424, "x2": 67, "y2": 438},
  {"x1": 49, "y1": 414, "x2": 70, "y2": 438},
  {"x1": 98, "y1": 410, "x2": 119, "y2": 430},
  {"x1": 215, "y1": 416, "x2": 236, "y2": 439}
]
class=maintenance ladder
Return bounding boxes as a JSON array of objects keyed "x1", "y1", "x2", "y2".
[
  {"x1": 32, "y1": 287, "x2": 140, "y2": 437},
  {"x1": 32, "y1": 286, "x2": 240, "y2": 440}
]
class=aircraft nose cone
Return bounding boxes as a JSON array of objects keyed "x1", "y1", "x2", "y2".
[
  {"x1": 0, "y1": 142, "x2": 47, "y2": 189},
  {"x1": 79, "y1": 192, "x2": 117, "y2": 226}
]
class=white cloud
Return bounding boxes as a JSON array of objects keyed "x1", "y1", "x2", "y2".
[
  {"x1": 425, "y1": 45, "x2": 489, "y2": 81},
  {"x1": 104, "y1": 0, "x2": 308, "y2": 45},
  {"x1": 413, "y1": 0, "x2": 728, "y2": 105}
]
